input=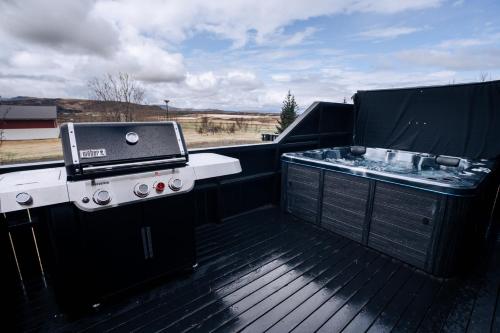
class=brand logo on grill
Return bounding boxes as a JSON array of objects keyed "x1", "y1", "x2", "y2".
[
  {"x1": 80, "y1": 149, "x2": 107, "y2": 159},
  {"x1": 91, "y1": 180, "x2": 109, "y2": 186}
]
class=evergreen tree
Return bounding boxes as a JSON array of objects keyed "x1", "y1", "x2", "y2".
[{"x1": 276, "y1": 90, "x2": 298, "y2": 133}]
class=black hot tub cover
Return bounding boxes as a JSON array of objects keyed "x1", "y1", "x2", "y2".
[{"x1": 353, "y1": 80, "x2": 500, "y2": 159}]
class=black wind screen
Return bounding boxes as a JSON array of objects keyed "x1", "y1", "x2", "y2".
[{"x1": 353, "y1": 80, "x2": 500, "y2": 159}]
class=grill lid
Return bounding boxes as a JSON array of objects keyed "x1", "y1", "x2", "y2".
[{"x1": 61, "y1": 121, "x2": 188, "y2": 179}]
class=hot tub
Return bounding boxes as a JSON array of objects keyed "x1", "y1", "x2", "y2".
[{"x1": 281, "y1": 146, "x2": 497, "y2": 276}]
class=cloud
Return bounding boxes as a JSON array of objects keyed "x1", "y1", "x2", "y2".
[
  {"x1": 437, "y1": 34, "x2": 500, "y2": 49},
  {"x1": 438, "y1": 38, "x2": 488, "y2": 48},
  {"x1": 283, "y1": 27, "x2": 319, "y2": 46},
  {"x1": 0, "y1": 0, "x2": 119, "y2": 56},
  {"x1": 393, "y1": 33, "x2": 500, "y2": 71},
  {"x1": 345, "y1": 0, "x2": 443, "y2": 14},
  {"x1": 225, "y1": 71, "x2": 260, "y2": 88},
  {"x1": 396, "y1": 48, "x2": 500, "y2": 70},
  {"x1": 0, "y1": 73, "x2": 82, "y2": 98},
  {"x1": 185, "y1": 72, "x2": 218, "y2": 91},
  {"x1": 0, "y1": 72, "x2": 68, "y2": 82},
  {"x1": 146, "y1": 70, "x2": 263, "y2": 110},
  {"x1": 272, "y1": 74, "x2": 292, "y2": 82},
  {"x1": 1, "y1": 0, "x2": 482, "y2": 111},
  {"x1": 118, "y1": 41, "x2": 186, "y2": 83},
  {"x1": 8, "y1": 51, "x2": 59, "y2": 69},
  {"x1": 94, "y1": 0, "x2": 443, "y2": 48},
  {"x1": 318, "y1": 67, "x2": 461, "y2": 96},
  {"x1": 427, "y1": 70, "x2": 458, "y2": 79},
  {"x1": 358, "y1": 26, "x2": 425, "y2": 40},
  {"x1": 185, "y1": 70, "x2": 260, "y2": 92}
]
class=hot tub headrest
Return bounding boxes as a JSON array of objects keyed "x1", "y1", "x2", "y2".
[
  {"x1": 350, "y1": 146, "x2": 366, "y2": 156},
  {"x1": 303, "y1": 150, "x2": 325, "y2": 160},
  {"x1": 436, "y1": 155, "x2": 460, "y2": 167}
]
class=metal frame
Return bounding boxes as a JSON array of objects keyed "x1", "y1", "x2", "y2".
[{"x1": 67, "y1": 123, "x2": 79, "y2": 165}]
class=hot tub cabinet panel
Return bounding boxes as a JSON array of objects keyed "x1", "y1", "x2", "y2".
[
  {"x1": 286, "y1": 193, "x2": 318, "y2": 223},
  {"x1": 321, "y1": 171, "x2": 370, "y2": 242},
  {"x1": 370, "y1": 183, "x2": 440, "y2": 270},
  {"x1": 281, "y1": 147, "x2": 496, "y2": 277},
  {"x1": 284, "y1": 164, "x2": 320, "y2": 224},
  {"x1": 373, "y1": 182, "x2": 439, "y2": 217}
]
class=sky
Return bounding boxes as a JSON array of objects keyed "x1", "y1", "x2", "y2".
[{"x1": 0, "y1": 0, "x2": 499, "y2": 111}]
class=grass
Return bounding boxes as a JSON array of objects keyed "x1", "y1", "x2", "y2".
[{"x1": 0, "y1": 113, "x2": 279, "y2": 165}]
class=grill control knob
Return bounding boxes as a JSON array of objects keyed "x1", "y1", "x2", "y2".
[
  {"x1": 93, "y1": 189, "x2": 111, "y2": 205},
  {"x1": 16, "y1": 192, "x2": 33, "y2": 205},
  {"x1": 154, "y1": 181, "x2": 166, "y2": 193},
  {"x1": 134, "y1": 183, "x2": 150, "y2": 198},
  {"x1": 169, "y1": 178, "x2": 183, "y2": 191}
]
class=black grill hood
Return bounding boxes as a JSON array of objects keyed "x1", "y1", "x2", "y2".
[{"x1": 61, "y1": 121, "x2": 188, "y2": 180}]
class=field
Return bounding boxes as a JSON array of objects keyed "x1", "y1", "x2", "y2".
[{"x1": 0, "y1": 113, "x2": 279, "y2": 165}]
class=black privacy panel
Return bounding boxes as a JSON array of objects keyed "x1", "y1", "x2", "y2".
[
  {"x1": 354, "y1": 80, "x2": 500, "y2": 159},
  {"x1": 72, "y1": 122, "x2": 182, "y2": 164}
]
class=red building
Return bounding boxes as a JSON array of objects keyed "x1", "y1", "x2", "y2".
[{"x1": 0, "y1": 105, "x2": 59, "y2": 140}]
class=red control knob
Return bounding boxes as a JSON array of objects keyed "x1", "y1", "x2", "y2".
[{"x1": 155, "y1": 181, "x2": 166, "y2": 192}]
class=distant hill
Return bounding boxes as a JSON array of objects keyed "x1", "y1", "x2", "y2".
[
  {"x1": 156, "y1": 105, "x2": 278, "y2": 114},
  {"x1": 1, "y1": 96, "x2": 37, "y2": 101},
  {"x1": 0, "y1": 97, "x2": 278, "y2": 116}
]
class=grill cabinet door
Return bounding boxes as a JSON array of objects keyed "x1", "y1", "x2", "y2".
[
  {"x1": 48, "y1": 204, "x2": 146, "y2": 306},
  {"x1": 141, "y1": 193, "x2": 196, "y2": 276}
]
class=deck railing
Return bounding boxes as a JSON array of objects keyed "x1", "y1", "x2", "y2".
[{"x1": 2, "y1": 101, "x2": 354, "y2": 285}]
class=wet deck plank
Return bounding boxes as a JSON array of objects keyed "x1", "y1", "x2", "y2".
[{"x1": 13, "y1": 206, "x2": 500, "y2": 333}]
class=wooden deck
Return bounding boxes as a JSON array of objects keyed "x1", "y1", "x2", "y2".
[{"x1": 13, "y1": 206, "x2": 500, "y2": 332}]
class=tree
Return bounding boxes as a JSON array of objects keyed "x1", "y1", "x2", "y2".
[
  {"x1": 276, "y1": 90, "x2": 298, "y2": 134},
  {"x1": 479, "y1": 72, "x2": 491, "y2": 82},
  {"x1": 87, "y1": 72, "x2": 145, "y2": 121}
]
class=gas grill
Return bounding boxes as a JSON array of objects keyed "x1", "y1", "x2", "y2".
[
  {"x1": 0, "y1": 121, "x2": 241, "y2": 307},
  {"x1": 0, "y1": 121, "x2": 241, "y2": 213}
]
